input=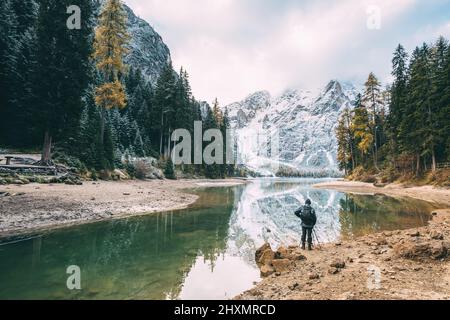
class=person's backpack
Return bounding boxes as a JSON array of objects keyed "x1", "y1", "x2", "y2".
[{"x1": 300, "y1": 205, "x2": 316, "y2": 226}]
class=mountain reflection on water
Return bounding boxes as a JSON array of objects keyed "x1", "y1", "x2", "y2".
[
  {"x1": 228, "y1": 179, "x2": 433, "y2": 251},
  {"x1": 0, "y1": 179, "x2": 435, "y2": 300}
]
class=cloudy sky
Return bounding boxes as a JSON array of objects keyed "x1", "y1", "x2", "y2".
[{"x1": 123, "y1": 0, "x2": 450, "y2": 105}]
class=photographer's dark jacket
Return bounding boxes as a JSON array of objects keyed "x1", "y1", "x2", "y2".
[{"x1": 295, "y1": 205, "x2": 317, "y2": 228}]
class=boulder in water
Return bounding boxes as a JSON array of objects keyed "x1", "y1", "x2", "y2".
[{"x1": 255, "y1": 243, "x2": 275, "y2": 267}]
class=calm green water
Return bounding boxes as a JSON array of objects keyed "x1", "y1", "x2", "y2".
[{"x1": 0, "y1": 179, "x2": 437, "y2": 300}]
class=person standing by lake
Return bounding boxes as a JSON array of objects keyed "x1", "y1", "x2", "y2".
[{"x1": 295, "y1": 199, "x2": 317, "y2": 250}]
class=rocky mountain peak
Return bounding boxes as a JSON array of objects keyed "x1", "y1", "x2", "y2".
[
  {"x1": 226, "y1": 91, "x2": 271, "y2": 128},
  {"x1": 123, "y1": 5, "x2": 172, "y2": 86},
  {"x1": 96, "y1": 0, "x2": 172, "y2": 86},
  {"x1": 324, "y1": 80, "x2": 343, "y2": 95},
  {"x1": 225, "y1": 80, "x2": 360, "y2": 176}
]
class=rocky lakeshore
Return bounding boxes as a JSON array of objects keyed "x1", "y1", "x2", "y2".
[{"x1": 237, "y1": 181, "x2": 450, "y2": 300}]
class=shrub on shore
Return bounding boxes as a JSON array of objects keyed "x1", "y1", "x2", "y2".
[{"x1": 164, "y1": 158, "x2": 176, "y2": 180}]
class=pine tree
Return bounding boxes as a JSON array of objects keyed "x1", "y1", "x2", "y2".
[
  {"x1": 94, "y1": 80, "x2": 127, "y2": 110},
  {"x1": 174, "y1": 68, "x2": 194, "y2": 133},
  {"x1": 399, "y1": 46, "x2": 429, "y2": 175},
  {"x1": 8, "y1": 0, "x2": 37, "y2": 120},
  {"x1": 443, "y1": 40, "x2": 450, "y2": 160},
  {"x1": 11, "y1": 0, "x2": 37, "y2": 34},
  {"x1": 416, "y1": 43, "x2": 435, "y2": 172},
  {"x1": 0, "y1": 0, "x2": 17, "y2": 96},
  {"x1": 352, "y1": 94, "x2": 373, "y2": 165},
  {"x1": 93, "y1": 0, "x2": 130, "y2": 157},
  {"x1": 93, "y1": 0, "x2": 129, "y2": 83},
  {"x1": 34, "y1": 0, "x2": 94, "y2": 163},
  {"x1": 77, "y1": 87, "x2": 104, "y2": 169},
  {"x1": 103, "y1": 115, "x2": 115, "y2": 169},
  {"x1": 164, "y1": 157, "x2": 176, "y2": 180},
  {"x1": 203, "y1": 105, "x2": 221, "y2": 178},
  {"x1": 0, "y1": 0, "x2": 19, "y2": 146},
  {"x1": 336, "y1": 107, "x2": 355, "y2": 174},
  {"x1": 191, "y1": 100, "x2": 204, "y2": 175},
  {"x1": 222, "y1": 108, "x2": 235, "y2": 177},
  {"x1": 428, "y1": 37, "x2": 448, "y2": 170},
  {"x1": 388, "y1": 44, "x2": 408, "y2": 164},
  {"x1": 122, "y1": 67, "x2": 156, "y2": 157},
  {"x1": 152, "y1": 63, "x2": 177, "y2": 157},
  {"x1": 212, "y1": 98, "x2": 223, "y2": 126},
  {"x1": 362, "y1": 72, "x2": 384, "y2": 170},
  {"x1": 8, "y1": 26, "x2": 38, "y2": 147}
]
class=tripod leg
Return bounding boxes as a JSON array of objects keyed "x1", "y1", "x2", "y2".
[{"x1": 313, "y1": 230, "x2": 321, "y2": 249}]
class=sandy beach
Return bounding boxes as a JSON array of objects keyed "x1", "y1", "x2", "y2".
[
  {"x1": 314, "y1": 180, "x2": 450, "y2": 207},
  {"x1": 0, "y1": 179, "x2": 246, "y2": 237}
]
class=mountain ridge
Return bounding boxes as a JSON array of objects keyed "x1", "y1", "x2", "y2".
[
  {"x1": 96, "y1": 0, "x2": 172, "y2": 86},
  {"x1": 225, "y1": 80, "x2": 359, "y2": 176}
]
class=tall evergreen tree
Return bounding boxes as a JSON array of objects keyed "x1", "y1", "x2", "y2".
[
  {"x1": 93, "y1": 0, "x2": 130, "y2": 146},
  {"x1": 428, "y1": 37, "x2": 448, "y2": 170},
  {"x1": 351, "y1": 94, "x2": 373, "y2": 166},
  {"x1": 77, "y1": 87, "x2": 104, "y2": 169},
  {"x1": 0, "y1": 0, "x2": 18, "y2": 146},
  {"x1": 203, "y1": 105, "x2": 220, "y2": 178},
  {"x1": 34, "y1": 0, "x2": 94, "y2": 163},
  {"x1": 388, "y1": 44, "x2": 408, "y2": 163},
  {"x1": 336, "y1": 107, "x2": 355, "y2": 174},
  {"x1": 93, "y1": 0, "x2": 129, "y2": 84},
  {"x1": 443, "y1": 40, "x2": 450, "y2": 160},
  {"x1": 6, "y1": 26, "x2": 38, "y2": 147},
  {"x1": 362, "y1": 72, "x2": 384, "y2": 170},
  {"x1": 174, "y1": 68, "x2": 194, "y2": 134},
  {"x1": 212, "y1": 98, "x2": 223, "y2": 126},
  {"x1": 152, "y1": 63, "x2": 177, "y2": 156},
  {"x1": 11, "y1": 0, "x2": 37, "y2": 34},
  {"x1": 400, "y1": 45, "x2": 432, "y2": 174},
  {"x1": 222, "y1": 108, "x2": 235, "y2": 176}
]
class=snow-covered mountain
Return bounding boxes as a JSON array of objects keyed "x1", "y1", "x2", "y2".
[
  {"x1": 96, "y1": 0, "x2": 172, "y2": 85},
  {"x1": 225, "y1": 80, "x2": 359, "y2": 176}
]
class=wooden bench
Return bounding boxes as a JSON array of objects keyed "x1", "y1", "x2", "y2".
[
  {"x1": 5, "y1": 156, "x2": 13, "y2": 165},
  {"x1": 437, "y1": 162, "x2": 450, "y2": 169}
]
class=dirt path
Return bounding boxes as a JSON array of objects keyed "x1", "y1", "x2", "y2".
[
  {"x1": 237, "y1": 181, "x2": 450, "y2": 300},
  {"x1": 0, "y1": 179, "x2": 246, "y2": 237}
]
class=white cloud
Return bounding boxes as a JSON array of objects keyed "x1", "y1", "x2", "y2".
[
  {"x1": 124, "y1": 0, "x2": 419, "y2": 105},
  {"x1": 410, "y1": 21, "x2": 450, "y2": 45}
]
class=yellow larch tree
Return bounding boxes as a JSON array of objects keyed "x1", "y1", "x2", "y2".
[{"x1": 93, "y1": 0, "x2": 130, "y2": 111}]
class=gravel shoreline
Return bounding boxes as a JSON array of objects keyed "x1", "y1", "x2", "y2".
[{"x1": 0, "y1": 179, "x2": 246, "y2": 237}]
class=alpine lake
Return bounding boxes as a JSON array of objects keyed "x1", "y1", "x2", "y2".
[{"x1": 0, "y1": 178, "x2": 437, "y2": 300}]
